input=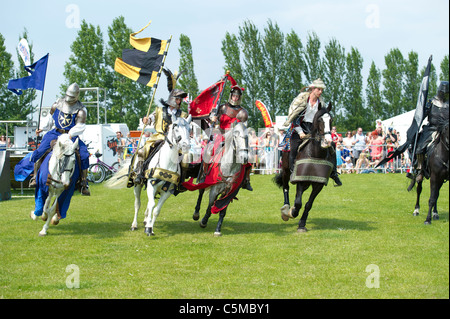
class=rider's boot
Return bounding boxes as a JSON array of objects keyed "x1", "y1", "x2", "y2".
[
  {"x1": 415, "y1": 153, "x2": 425, "y2": 183},
  {"x1": 28, "y1": 156, "x2": 44, "y2": 188},
  {"x1": 80, "y1": 169, "x2": 91, "y2": 196},
  {"x1": 133, "y1": 159, "x2": 145, "y2": 185},
  {"x1": 241, "y1": 166, "x2": 253, "y2": 191}
]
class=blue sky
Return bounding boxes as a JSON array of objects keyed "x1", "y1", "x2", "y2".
[{"x1": 1, "y1": 0, "x2": 448, "y2": 113}]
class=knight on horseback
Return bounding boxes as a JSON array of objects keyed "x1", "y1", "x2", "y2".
[
  {"x1": 410, "y1": 81, "x2": 449, "y2": 183},
  {"x1": 132, "y1": 68, "x2": 189, "y2": 186},
  {"x1": 282, "y1": 78, "x2": 342, "y2": 186},
  {"x1": 28, "y1": 83, "x2": 91, "y2": 196},
  {"x1": 208, "y1": 85, "x2": 253, "y2": 191}
]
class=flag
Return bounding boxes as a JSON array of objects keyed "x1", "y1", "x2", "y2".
[
  {"x1": 255, "y1": 100, "x2": 273, "y2": 127},
  {"x1": 376, "y1": 55, "x2": 432, "y2": 167},
  {"x1": 189, "y1": 73, "x2": 237, "y2": 119},
  {"x1": 18, "y1": 38, "x2": 31, "y2": 75},
  {"x1": 8, "y1": 53, "x2": 49, "y2": 95},
  {"x1": 114, "y1": 21, "x2": 169, "y2": 88}
]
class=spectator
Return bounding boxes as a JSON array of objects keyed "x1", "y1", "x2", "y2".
[
  {"x1": 115, "y1": 131, "x2": 126, "y2": 163},
  {"x1": 336, "y1": 142, "x2": 344, "y2": 174},
  {"x1": 355, "y1": 151, "x2": 371, "y2": 174},
  {"x1": 0, "y1": 135, "x2": 7, "y2": 150},
  {"x1": 370, "y1": 131, "x2": 384, "y2": 165},
  {"x1": 344, "y1": 156, "x2": 355, "y2": 173},
  {"x1": 342, "y1": 131, "x2": 354, "y2": 160},
  {"x1": 352, "y1": 127, "x2": 367, "y2": 165},
  {"x1": 249, "y1": 129, "x2": 259, "y2": 168},
  {"x1": 331, "y1": 126, "x2": 340, "y2": 144}
]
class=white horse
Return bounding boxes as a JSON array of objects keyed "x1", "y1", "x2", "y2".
[
  {"x1": 30, "y1": 134, "x2": 79, "y2": 236},
  {"x1": 106, "y1": 115, "x2": 192, "y2": 236}
]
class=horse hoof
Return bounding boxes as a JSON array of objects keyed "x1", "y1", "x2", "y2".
[
  {"x1": 38, "y1": 231, "x2": 47, "y2": 237},
  {"x1": 193, "y1": 212, "x2": 200, "y2": 221},
  {"x1": 30, "y1": 211, "x2": 39, "y2": 221},
  {"x1": 51, "y1": 216, "x2": 60, "y2": 226},
  {"x1": 424, "y1": 221, "x2": 431, "y2": 225},
  {"x1": 199, "y1": 221, "x2": 207, "y2": 229},
  {"x1": 433, "y1": 214, "x2": 439, "y2": 220},
  {"x1": 280, "y1": 205, "x2": 290, "y2": 221},
  {"x1": 41, "y1": 213, "x2": 48, "y2": 222},
  {"x1": 297, "y1": 227, "x2": 308, "y2": 233},
  {"x1": 145, "y1": 227, "x2": 154, "y2": 236},
  {"x1": 131, "y1": 227, "x2": 138, "y2": 231},
  {"x1": 214, "y1": 232, "x2": 222, "y2": 237}
]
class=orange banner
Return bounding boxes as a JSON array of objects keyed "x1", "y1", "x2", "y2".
[{"x1": 255, "y1": 100, "x2": 273, "y2": 127}]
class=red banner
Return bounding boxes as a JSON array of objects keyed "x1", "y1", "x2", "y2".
[
  {"x1": 189, "y1": 74, "x2": 237, "y2": 118},
  {"x1": 255, "y1": 100, "x2": 273, "y2": 127}
]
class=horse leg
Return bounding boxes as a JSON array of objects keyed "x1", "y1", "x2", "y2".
[
  {"x1": 146, "y1": 189, "x2": 172, "y2": 237},
  {"x1": 298, "y1": 183, "x2": 324, "y2": 232},
  {"x1": 193, "y1": 189, "x2": 205, "y2": 221},
  {"x1": 413, "y1": 179, "x2": 422, "y2": 216},
  {"x1": 200, "y1": 205, "x2": 212, "y2": 228},
  {"x1": 425, "y1": 176, "x2": 443, "y2": 225},
  {"x1": 280, "y1": 153, "x2": 291, "y2": 219},
  {"x1": 214, "y1": 208, "x2": 227, "y2": 237},
  {"x1": 39, "y1": 194, "x2": 57, "y2": 236},
  {"x1": 200, "y1": 186, "x2": 218, "y2": 228},
  {"x1": 131, "y1": 184, "x2": 143, "y2": 231},
  {"x1": 288, "y1": 182, "x2": 308, "y2": 221},
  {"x1": 143, "y1": 184, "x2": 158, "y2": 235}
]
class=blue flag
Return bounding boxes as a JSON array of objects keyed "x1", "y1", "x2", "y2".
[{"x1": 8, "y1": 53, "x2": 49, "y2": 95}]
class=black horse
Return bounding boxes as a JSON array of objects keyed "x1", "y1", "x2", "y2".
[
  {"x1": 411, "y1": 120, "x2": 449, "y2": 224},
  {"x1": 274, "y1": 103, "x2": 334, "y2": 232}
]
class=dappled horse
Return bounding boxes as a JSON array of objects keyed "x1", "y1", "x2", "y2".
[
  {"x1": 106, "y1": 115, "x2": 192, "y2": 236},
  {"x1": 183, "y1": 122, "x2": 250, "y2": 236},
  {"x1": 411, "y1": 120, "x2": 449, "y2": 224},
  {"x1": 274, "y1": 103, "x2": 334, "y2": 232},
  {"x1": 30, "y1": 134, "x2": 80, "y2": 236}
]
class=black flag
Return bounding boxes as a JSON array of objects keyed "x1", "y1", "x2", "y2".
[{"x1": 377, "y1": 55, "x2": 432, "y2": 167}]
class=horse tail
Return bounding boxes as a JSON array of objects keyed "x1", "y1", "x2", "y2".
[
  {"x1": 407, "y1": 177, "x2": 416, "y2": 192},
  {"x1": 104, "y1": 163, "x2": 130, "y2": 189},
  {"x1": 273, "y1": 173, "x2": 283, "y2": 188}
]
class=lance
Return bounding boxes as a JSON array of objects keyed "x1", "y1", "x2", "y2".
[{"x1": 210, "y1": 70, "x2": 230, "y2": 129}]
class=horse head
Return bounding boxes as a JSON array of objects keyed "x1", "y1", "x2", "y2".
[
  {"x1": 49, "y1": 134, "x2": 78, "y2": 190},
  {"x1": 230, "y1": 122, "x2": 249, "y2": 165},
  {"x1": 169, "y1": 114, "x2": 191, "y2": 154},
  {"x1": 313, "y1": 102, "x2": 333, "y2": 149}
]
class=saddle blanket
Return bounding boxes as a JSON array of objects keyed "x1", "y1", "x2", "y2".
[{"x1": 291, "y1": 158, "x2": 333, "y2": 185}]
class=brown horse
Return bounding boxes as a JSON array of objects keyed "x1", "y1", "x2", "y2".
[{"x1": 274, "y1": 103, "x2": 334, "y2": 232}]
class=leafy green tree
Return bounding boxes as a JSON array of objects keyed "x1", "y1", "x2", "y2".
[
  {"x1": 322, "y1": 38, "x2": 346, "y2": 122},
  {"x1": 178, "y1": 33, "x2": 199, "y2": 109},
  {"x1": 0, "y1": 33, "x2": 15, "y2": 125},
  {"x1": 105, "y1": 16, "x2": 152, "y2": 129},
  {"x1": 342, "y1": 47, "x2": 366, "y2": 130},
  {"x1": 303, "y1": 31, "x2": 323, "y2": 84},
  {"x1": 62, "y1": 20, "x2": 107, "y2": 124},
  {"x1": 283, "y1": 30, "x2": 305, "y2": 104},
  {"x1": 238, "y1": 20, "x2": 265, "y2": 128},
  {"x1": 382, "y1": 48, "x2": 405, "y2": 117},
  {"x1": 439, "y1": 54, "x2": 449, "y2": 81},
  {"x1": 402, "y1": 51, "x2": 420, "y2": 111},
  {"x1": 221, "y1": 32, "x2": 243, "y2": 108},
  {"x1": 261, "y1": 20, "x2": 285, "y2": 119},
  {"x1": 366, "y1": 61, "x2": 384, "y2": 124}
]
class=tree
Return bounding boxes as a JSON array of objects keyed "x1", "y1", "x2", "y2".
[
  {"x1": 284, "y1": 30, "x2": 305, "y2": 103},
  {"x1": 105, "y1": 16, "x2": 152, "y2": 129},
  {"x1": 62, "y1": 20, "x2": 107, "y2": 124},
  {"x1": 178, "y1": 33, "x2": 199, "y2": 109},
  {"x1": 342, "y1": 47, "x2": 366, "y2": 130},
  {"x1": 261, "y1": 20, "x2": 286, "y2": 119},
  {"x1": 382, "y1": 48, "x2": 405, "y2": 117},
  {"x1": 322, "y1": 38, "x2": 346, "y2": 122},
  {"x1": 0, "y1": 33, "x2": 15, "y2": 125},
  {"x1": 439, "y1": 54, "x2": 449, "y2": 81},
  {"x1": 366, "y1": 61, "x2": 384, "y2": 124},
  {"x1": 402, "y1": 51, "x2": 420, "y2": 111},
  {"x1": 238, "y1": 20, "x2": 265, "y2": 128},
  {"x1": 303, "y1": 31, "x2": 323, "y2": 84}
]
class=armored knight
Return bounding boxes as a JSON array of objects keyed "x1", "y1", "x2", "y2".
[
  {"x1": 29, "y1": 83, "x2": 91, "y2": 195},
  {"x1": 413, "y1": 81, "x2": 449, "y2": 181},
  {"x1": 133, "y1": 69, "x2": 189, "y2": 185},
  {"x1": 209, "y1": 85, "x2": 253, "y2": 191}
]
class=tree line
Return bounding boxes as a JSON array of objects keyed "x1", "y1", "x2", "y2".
[{"x1": 1, "y1": 17, "x2": 448, "y2": 133}]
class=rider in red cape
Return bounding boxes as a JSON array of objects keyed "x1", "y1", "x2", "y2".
[{"x1": 183, "y1": 84, "x2": 252, "y2": 213}]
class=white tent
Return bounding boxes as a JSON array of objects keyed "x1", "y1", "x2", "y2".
[{"x1": 381, "y1": 110, "x2": 428, "y2": 144}]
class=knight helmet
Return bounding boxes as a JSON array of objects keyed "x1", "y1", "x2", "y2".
[
  {"x1": 65, "y1": 83, "x2": 80, "y2": 105},
  {"x1": 160, "y1": 68, "x2": 187, "y2": 108},
  {"x1": 228, "y1": 85, "x2": 243, "y2": 107},
  {"x1": 437, "y1": 81, "x2": 449, "y2": 103}
]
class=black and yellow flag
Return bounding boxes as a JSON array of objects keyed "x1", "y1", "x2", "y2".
[{"x1": 114, "y1": 21, "x2": 169, "y2": 88}]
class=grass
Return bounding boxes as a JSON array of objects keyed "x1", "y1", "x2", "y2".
[{"x1": 0, "y1": 173, "x2": 448, "y2": 299}]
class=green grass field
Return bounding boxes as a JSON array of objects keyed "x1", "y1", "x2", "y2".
[{"x1": 0, "y1": 173, "x2": 448, "y2": 299}]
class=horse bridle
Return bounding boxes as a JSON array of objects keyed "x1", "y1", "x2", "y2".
[{"x1": 48, "y1": 152, "x2": 75, "y2": 185}]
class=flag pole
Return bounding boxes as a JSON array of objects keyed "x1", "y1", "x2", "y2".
[
  {"x1": 132, "y1": 35, "x2": 173, "y2": 168},
  {"x1": 36, "y1": 53, "x2": 49, "y2": 134}
]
